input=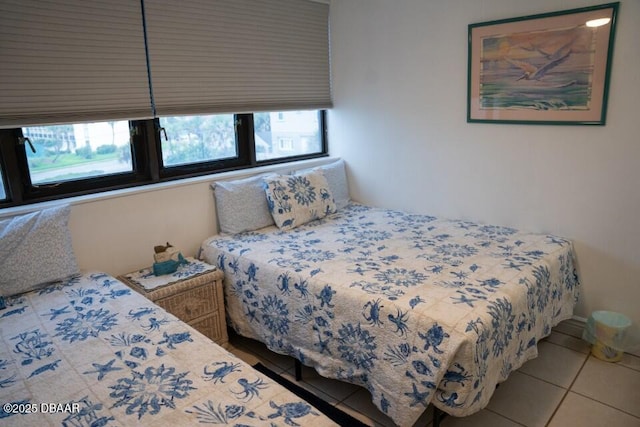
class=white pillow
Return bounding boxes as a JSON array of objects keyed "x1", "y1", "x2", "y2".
[
  {"x1": 263, "y1": 170, "x2": 336, "y2": 230},
  {"x1": 315, "y1": 159, "x2": 350, "y2": 210},
  {"x1": 301, "y1": 159, "x2": 350, "y2": 210},
  {"x1": 0, "y1": 204, "x2": 79, "y2": 296},
  {"x1": 212, "y1": 175, "x2": 275, "y2": 234}
]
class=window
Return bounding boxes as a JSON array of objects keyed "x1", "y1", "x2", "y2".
[
  {"x1": 0, "y1": 110, "x2": 326, "y2": 207},
  {"x1": 159, "y1": 114, "x2": 237, "y2": 168},
  {"x1": 0, "y1": 1, "x2": 330, "y2": 207},
  {"x1": 254, "y1": 111, "x2": 324, "y2": 161},
  {"x1": 23, "y1": 122, "x2": 132, "y2": 185},
  {"x1": 0, "y1": 120, "x2": 146, "y2": 205},
  {"x1": 278, "y1": 138, "x2": 294, "y2": 152},
  {"x1": 0, "y1": 164, "x2": 6, "y2": 201}
]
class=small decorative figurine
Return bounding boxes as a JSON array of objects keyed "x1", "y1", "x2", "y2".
[{"x1": 152, "y1": 242, "x2": 188, "y2": 276}]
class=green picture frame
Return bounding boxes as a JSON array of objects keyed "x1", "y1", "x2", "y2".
[{"x1": 467, "y1": 2, "x2": 619, "y2": 125}]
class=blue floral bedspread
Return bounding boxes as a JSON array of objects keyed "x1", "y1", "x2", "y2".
[
  {"x1": 0, "y1": 273, "x2": 337, "y2": 426},
  {"x1": 200, "y1": 203, "x2": 580, "y2": 426}
]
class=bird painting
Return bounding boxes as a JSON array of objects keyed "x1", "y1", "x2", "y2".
[
  {"x1": 504, "y1": 39, "x2": 576, "y2": 87},
  {"x1": 478, "y1": 25, "x2": 595, "y2": 110}
]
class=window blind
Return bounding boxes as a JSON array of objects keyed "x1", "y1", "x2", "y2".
[
  {"x1": 144, "y1": 0, "x2": 332, "y2": 116},
  {"x1": 0, "y1": 0, "x2": 152, "y2": 128},
  {"x1": 0, "y1": 0, "x2": 331, "y2": 129}
]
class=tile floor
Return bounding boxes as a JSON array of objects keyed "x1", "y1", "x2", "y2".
[{"x1": 227, "y1": 327, "x2": 640, "y2": 427}]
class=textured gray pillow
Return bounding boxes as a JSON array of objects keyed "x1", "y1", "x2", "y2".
[
  {"x1": 312, "y1": 159, "x2": 350, "y2": 210},
  {"x1": 0, "y1": 204, "x2": 79, "y2": 296},
  {"x1": 213, "y1": 175, "x2": 275, "y2": 234}
]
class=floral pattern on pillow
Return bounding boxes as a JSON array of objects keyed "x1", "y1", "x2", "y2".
[
  {"x1": 0, "y1": 204, "x2": 79, "y2": 296},
  {"x1": 264, "y1": 171, "x2": 336, "y2": 230}
]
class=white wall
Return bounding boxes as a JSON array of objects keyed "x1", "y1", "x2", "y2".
[
  {"x1": 328, "y1": 0, "x2": 640, "y2": 350},
  {"x1": 69, "y1": 181, "x2": 217, "y2": 276},
  {"x1": 1, "y1": 160, "x2": 325, "y2": 278},
  {"x1": 60, "y1": 158, "x2": 329, "y2": 276}
]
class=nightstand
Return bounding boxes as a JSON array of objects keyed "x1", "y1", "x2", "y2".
[{"x1": 118, "y1": 258, "x2": 228, "y2": 347}]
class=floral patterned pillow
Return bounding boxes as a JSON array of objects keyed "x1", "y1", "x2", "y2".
[{"x1": 263, "y1": 170, "x2": 336, "y2": 230}]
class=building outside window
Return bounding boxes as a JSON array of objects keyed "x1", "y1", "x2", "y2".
[{"x1": 254, "y1": 110, "x2": 322, "y2": 161}]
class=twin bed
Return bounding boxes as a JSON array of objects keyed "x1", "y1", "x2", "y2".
[
  {"x1": 0, "y1": 206, "x2": 337, "y2": 426},
  {"x1": 0, "y1": 159, "x2": 580, "y2": 427}
]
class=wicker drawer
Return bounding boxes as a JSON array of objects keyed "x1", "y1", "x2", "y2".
[
  {"x1": 189, "y1": 311, "x2": 225, "y2": 344},
  {"x1": 155, "y1": 283, "x2": 217, "y2": 323}
]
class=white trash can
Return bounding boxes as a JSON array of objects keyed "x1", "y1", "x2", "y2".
[{"x1": 582, "y1": 311, "x2": 632, "y2": 362}]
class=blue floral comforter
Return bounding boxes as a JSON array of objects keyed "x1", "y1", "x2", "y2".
[
  {"x1": 0, "y1": 273, "x2": 337, "y2": 426},
  {"x1": 200, "y1": 203, "x2": 580, "y2": 427}
]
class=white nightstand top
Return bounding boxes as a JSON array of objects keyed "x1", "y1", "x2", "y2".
[{"x1": 121, "y1": 257, "x2": 217, "y2": 291}]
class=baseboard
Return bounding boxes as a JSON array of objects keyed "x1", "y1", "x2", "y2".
[{"x1": 553, "y1": 316, "x2": 587, "y2": 339}]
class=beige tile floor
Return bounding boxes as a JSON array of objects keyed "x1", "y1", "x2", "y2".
[{"x1": 227, "y1": 328, "x2": 640, "y2": 427}]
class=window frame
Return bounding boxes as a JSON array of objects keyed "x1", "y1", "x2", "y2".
[
  {"x1": 0, "y1": 110, "x2": 327, "y2": 208},
  {"x1": 0, "y1": 150, "x2": 7, "y2": 202},
  {"x1": 155, "y1": 114, "x2": 252, "y2": 181}
]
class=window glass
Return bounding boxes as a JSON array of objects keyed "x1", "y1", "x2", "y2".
[
  {"x1": 159, "y1": 114, "x2": 237, "y2": 167},
  {"x1": 24, "y1": 121, "x2": 132, "y2": 185},
  {"x1": 0, "y1": 164, "x2": 6, "y2": 200},
  {"x1": 254, "y1": 110, "x2": 322, "y2": 161},
  {"x1": 1, "y1": 110, "x2": 326, "y2": 207}
]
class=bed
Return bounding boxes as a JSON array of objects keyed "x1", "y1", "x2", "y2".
[
  {"x1": 200, "y1": 160, "x2": 580, "y2": 427},
  {"x1": 0, "y1": 206, "x2": 337, "y2": 426}
]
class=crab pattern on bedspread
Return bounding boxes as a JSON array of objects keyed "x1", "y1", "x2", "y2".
[
  {"x1": 200, "y1": 203, "x2": 580, "y2": 427},
  {"x1": 0, "y1": 273, "x2": 337, "y2": 426}
]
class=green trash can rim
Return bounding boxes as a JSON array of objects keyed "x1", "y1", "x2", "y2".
[{"x1": 591, "y1": 310, "x2": 632, "y2": 328}]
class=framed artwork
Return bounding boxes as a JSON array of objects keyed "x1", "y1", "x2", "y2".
[{"x1": 467, "y1": 2, "x2": 619, "y2": 125}]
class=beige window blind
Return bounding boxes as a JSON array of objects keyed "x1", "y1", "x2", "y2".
[
  {"x1": 143, "y1": 0, "x2": 332, "y2": 116},
  {"x1": 0, "y1": 0, "x2": 152, "y2": 128},
  {"x1": 0, "y1": 0, "x2": 331, "y2": 128}
]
